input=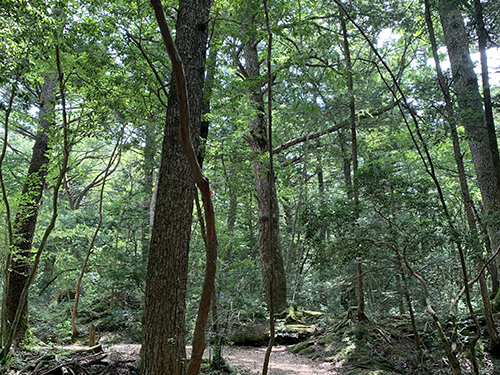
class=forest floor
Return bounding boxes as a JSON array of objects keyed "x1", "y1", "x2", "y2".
[
  {"x1": 105, "y1": 343, "x2": 341, "y2": 374},
  {"x1": 6, "y1": 343, "x2": 340, "y2": 374},
  {"x1": 6, "y1": 337, "x2": 496, "y2": 375},
  {"x1": 6, "y1": 315, "x2": 500, "y2": 374}
]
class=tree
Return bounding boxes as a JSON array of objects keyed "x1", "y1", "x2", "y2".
[
  {"x1": 2, "y1": 73, "x2": 56, "y2": 343},
  {"x1": 439, "y1": 0, "x2": 500, "y2": 311},
  {"x1": 140, "y1": 0, "x2": 212, "y2": 373},
  {"x1": 425, "y1": 0, "x2": 500, "y2": 355},
  {"x1": 240, "y1": 5, "x2": 288, "y2": 314}
]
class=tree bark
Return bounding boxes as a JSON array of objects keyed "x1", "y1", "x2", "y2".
[
  {"x1": 439, "y1": 0, "x2": 500, "y2": 312},
  {"x1": 140, "y1": 124, "x2": 156, "y2": 263},
  {"x1": 426, "y1": 0, "x2": 500, "y2": 354},
  {"x1": 140, "y1": 0, "x2": 211, "y2": 373},
  {"x1": 473, "y1": 0, "x2": 500, "y2": 200},
  {"x1": 3, "y1": 74, "x2": 56, "y2": 343},
  {"x1": 243, "y1": 31, "x2": 288, "y2": 314}
]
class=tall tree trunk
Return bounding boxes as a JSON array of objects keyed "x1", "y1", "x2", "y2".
[
  {"x1": 472, "y1": 0, "x2": 500, "y2": 299},
  {"x1": 340, "y1": 10, "x2": 366, "y2": 321},
  {"x1": 140, "y1": 0, "x2": 211, "y2": 373},
  {"x1": 3, "y1": 74, "x2": 56, "y2": 343},
  {"x1": 473, "y1": 0, "x2": 500, "y2": 200},
  {"x1": 439, "y1": 0, "x2": 500, "y2": 312},
  {"x1": 0, "y1": 84, "x2": 17, "y2": 346},
  {"x1": 243, "y1": 32, "x2": 287, "y2": 314},
  {"x1": 426, "y1": 0, "x2": 500, "y2": 354}
]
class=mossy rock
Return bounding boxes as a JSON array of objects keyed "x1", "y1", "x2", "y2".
[
  {"x1": 284, "y1": 324, "x2": 314, "y2": 334},
  {"x1": 228, "y1": 320, "x2": 269, "y2": 346},
  {"x1": 299, "y1": 346, "x2": 316, "y2": 356},
  {"x1": 276, "y1": 323, "x2": 315, "y2": 344},
  {"x1": 284, "y1": 305, "x2": 324, "y2": 324},
  {"x1": 289, "y1": 339, "x2": 314, "y2": 353}
]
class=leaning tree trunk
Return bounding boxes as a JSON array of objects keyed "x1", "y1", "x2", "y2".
[
  {"x1": 2, "y1": 74, "x2": 56, "y2": 343},
  {"x1": 243, "y1": 32, "x2": 287, "y2": 314},
  {"x1": 439, "y1": 0, "x2": 500, "y2": 312},
  {"x1": 140, "y1": 0, "x2": 211, "y2": 373}
]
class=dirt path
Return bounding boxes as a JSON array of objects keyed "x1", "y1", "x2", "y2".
[
  {"x1": 223, "y1": 345, "x2": 341, "y2": 375},
  {"x1": 57, "y1": 343, "x2": 340, "y2": 374}
]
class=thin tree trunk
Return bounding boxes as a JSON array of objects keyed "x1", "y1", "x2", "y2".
[
  {"x1": 262, "y1": 2, "x2": 276, "y2": 373},
  {"x1": 0, "y1": 84, "x2": 16, "y2": 346},
  {"x1": 340, "y1": 10, "x2": 366, "y2": 322},
  {"x1": 338, "y1": 130, "x2": 352, "y2": 199},
  {"x1": 71, "y1": 134, "x2": 122, "y2": 337},
  {"x1": 396, "y1": 255, "x2": 420, "y2": 350}
]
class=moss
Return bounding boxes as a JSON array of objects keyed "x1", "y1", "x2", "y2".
[
  {"x1": 354, "y1": 324, "x2": 367, "y2": 340},
  {"x1": 336, "y1": 341, "x2": 355, "y2": 361},
  {"x1": 382, "y1": 346, "x2": 406, "y2": 357},
  {"x1": 285, "y1": 305, "x2": 304, "y2": 324},
  {"x1": 284, "y1": 324, "x2": 314, "y2": 334},
  {"x1": 299, "y1": 346, "x2": 316, "y2": 356},
  {"x1": 289, "y1": 339, "x2": 314, "y2": 353},
  {"x1": 347, "y1": 346, "x2": 372, "y2": 365},
  {"x1": 318, "y1": 333, "x2": 336, "y2": 347}
]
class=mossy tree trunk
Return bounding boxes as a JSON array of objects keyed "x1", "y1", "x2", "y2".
[{"x1": 2, "y1": 73, "x2": 56, "y2": 344}]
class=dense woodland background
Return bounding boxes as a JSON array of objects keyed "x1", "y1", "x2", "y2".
[{"x1": 1, "y1": 0, "x2": 500, "y2": 374}]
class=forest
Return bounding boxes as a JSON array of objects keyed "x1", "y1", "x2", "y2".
[{"x1": 1, "y1": 0, "x2": 500, "y2": 374}]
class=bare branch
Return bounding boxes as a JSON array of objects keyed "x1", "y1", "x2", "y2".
[{"x1": 273, "y1": 103, "x2": 395, "y2": 154}]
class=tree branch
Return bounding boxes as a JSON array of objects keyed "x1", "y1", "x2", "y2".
[{"x1": 273, "y1": 103, "x2": 395, "y2": 154}]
